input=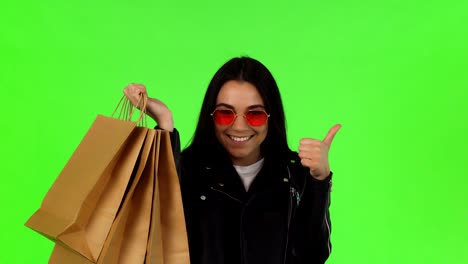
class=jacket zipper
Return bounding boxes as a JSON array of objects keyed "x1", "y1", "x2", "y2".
[
  {"x1": 239, "y1": 196, "x2": 255, "y2": 264},
  {"x1": 210, "y1": 186, "x2": 246, "y2": 263},
  {"x1": 209, "y1": 167, "x2": 296, "y2": 264},
  {"x1": 210, "y1": 186, "x2": 242, "y2": 203},
  {"x1": 283, "y1": 166, "x2": 294, "y2": 264}
]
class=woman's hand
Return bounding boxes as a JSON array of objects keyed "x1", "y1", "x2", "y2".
[
  {"x1": 298, "y1": 124, "x2": 341, "y2": 180},
  {"x1": 123, "y1": 83, "x2": 174, "y2": 132},
  {"x1": 123, "y1": 83, "x2": 149, "y2": 108}
]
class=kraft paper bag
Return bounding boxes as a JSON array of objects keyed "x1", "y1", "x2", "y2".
[
  {"x1": 146, "y1": 131, "x2": 164, "y2": 263},
  {"x1": 26, "y1": 99, "x2": 150, "y2": 261},
  {"x1": 117, "y1": 129, "x2": 155, "y2": 263},
  {"x1": 49, "y1": 129, "x2": 156, "y2": 264},
  {"x1": 48, "y1": 130, "x2": 190, "y2": 264},
  {"x1": 146, "y1": 131, "x2": 190, "y2": 264}
]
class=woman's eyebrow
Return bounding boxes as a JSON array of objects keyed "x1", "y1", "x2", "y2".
[
  {"x1": 215, "y1": 103, "x2": 235, "y2": 109},
  {"x1": 215, "y1": 103, "x2": 266, "y2": 110},
  {"x1": 247, "y1": 104, "x2": 266, "y2": 110}
]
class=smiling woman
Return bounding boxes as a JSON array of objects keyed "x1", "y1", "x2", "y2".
[{"x1": 123, "y1": 57, "x2": 339, "y2": 264}]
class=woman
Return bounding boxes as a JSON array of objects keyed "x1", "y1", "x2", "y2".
[{"x1": 124, "y1": 57, "x2": 340, "y2": 264}]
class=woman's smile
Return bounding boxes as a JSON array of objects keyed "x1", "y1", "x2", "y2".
[{"x1": 228, "y1": 135, "x2": 253, "y2": 143}]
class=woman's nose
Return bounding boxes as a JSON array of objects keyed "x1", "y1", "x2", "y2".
[{"x1": 230, "y1": 114, "x2": 249, "y2": 130}]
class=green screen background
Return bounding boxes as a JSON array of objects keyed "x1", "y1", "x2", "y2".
[{"x1": 1, "y1": 0, "x2": 467, "y2": 263}]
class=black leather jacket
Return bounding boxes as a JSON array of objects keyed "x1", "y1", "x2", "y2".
[{"x1": 169, "y1": 129, "x2": 332, "y2": 264}]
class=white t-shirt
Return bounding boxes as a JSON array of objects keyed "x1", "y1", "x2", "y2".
[{"x1": 233, "y1": 158, "x2": 265, "y2": 191}]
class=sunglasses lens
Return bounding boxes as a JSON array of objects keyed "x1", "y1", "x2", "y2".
[
  {"x1": 245, "y1": 110, "x2": 268, "y2": 126},
  {"x1": 213, "y1": 110, "x2": 235, "y2": 125}
]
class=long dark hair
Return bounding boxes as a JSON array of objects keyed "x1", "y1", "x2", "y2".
[{"x1": 183, "y1": 57, "x2": 291, "y2": 165}]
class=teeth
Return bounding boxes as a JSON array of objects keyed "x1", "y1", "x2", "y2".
[{"x1": 230, "y1": 136, "x2": 250, "y2": 142}]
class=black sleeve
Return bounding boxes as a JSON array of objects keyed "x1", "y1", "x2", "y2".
[{"x1": 291, "y1": 172, "x2": 332, "y2": 264}]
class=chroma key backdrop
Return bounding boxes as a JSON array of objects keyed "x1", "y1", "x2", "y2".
[{"x1": 1, "y1": 0, "x2": 467, "y2": 263}]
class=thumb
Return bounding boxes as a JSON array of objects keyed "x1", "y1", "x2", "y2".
[{"x1": 323, "y1": 124, "x2": 342, "y2": 146}]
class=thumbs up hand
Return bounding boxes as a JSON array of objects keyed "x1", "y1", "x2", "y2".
[{"x1": 298, "y1": 124, "x2": 341, "y2": 180}]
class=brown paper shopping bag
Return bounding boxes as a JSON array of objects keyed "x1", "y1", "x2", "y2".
[
  {"x1": 117, "y1": 129, "x2": 156, "y2": 263},
  {"x1": 146, "y1": 131, "x2": 190, "y2": 264},
  {"x1": 46, "y1": 129, "x2": 190, "y2": 264},
  {"x1": 49, "y1": 129, "x2": 157, "y2": 264},
  {"x1": 26, "y1": 97, "x2": 150, "y2": 262}
]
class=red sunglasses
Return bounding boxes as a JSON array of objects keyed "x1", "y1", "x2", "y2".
[{"x1": 211, "y1": 109, "x2": 270, "y2": 126}]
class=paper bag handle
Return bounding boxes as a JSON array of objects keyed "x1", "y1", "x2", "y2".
[{"x1": 112, "y1": 94, "x2": 148, "y2": 127}]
